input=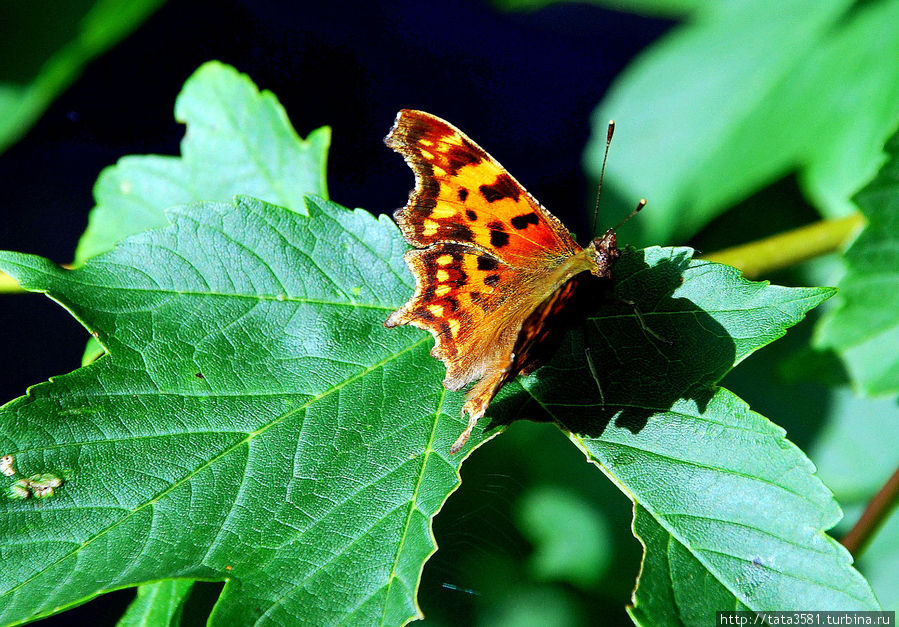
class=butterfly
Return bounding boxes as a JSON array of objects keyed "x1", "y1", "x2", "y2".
[{"x1": 384, "y1": 110, "x2": 637, "y2": 453}]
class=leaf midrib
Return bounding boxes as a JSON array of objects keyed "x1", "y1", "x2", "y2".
[
  {"x1": 0, "y1": 336, "x2": 430, "y2": 604},
  {"x1": 48, "y1": 281, "x2": 399, "y2": 312}
]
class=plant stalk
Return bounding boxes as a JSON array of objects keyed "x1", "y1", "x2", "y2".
[
  {"x1": 840, "y1": 464, "x2": 899, "y2": 557},
  {"x1": 700, "y1": 213, "x2": 865, "y2": 278},
  {"x1": 0, "y1": 271, "x2": 23, "y2": 294}
]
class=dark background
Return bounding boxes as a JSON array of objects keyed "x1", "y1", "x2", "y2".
[{"x1": 0, "y1": 1, "x2": 674, "y2": 624}]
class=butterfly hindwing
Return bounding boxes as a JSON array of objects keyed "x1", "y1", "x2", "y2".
[
  {"x1": 512, "y1": 272, "x2": 595, "y2": 377},
  {"x1": 386, "y1": 243, "x2": 536, "y2": 391},
  {"x1": 385, "y1": 110, "x2": 580, "y2": 266}
]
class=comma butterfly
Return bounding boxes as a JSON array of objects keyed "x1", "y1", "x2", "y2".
[{"x1": 385, "y1": 110, "x2": 640, "y2": 453}]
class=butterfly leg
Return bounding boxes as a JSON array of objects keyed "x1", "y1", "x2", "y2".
[
  {"x1": 584, "y1": 345, "x2": 606, "y2": 407},
  {"x1": 618, "y1": 298, "x2": 671, "y2": 345},
  {"x1": 450, "y1": 411, "x2": 482, "y2": 454}
]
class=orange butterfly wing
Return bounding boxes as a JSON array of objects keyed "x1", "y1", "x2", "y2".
[
  {"x1": 385, "y1": 110, "x2": 593, "y2": 453},
  {"x1": 385, "y1": 110, "x2": 581, "y2": 267}
]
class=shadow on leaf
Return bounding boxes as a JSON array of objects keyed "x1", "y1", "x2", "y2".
[{"x1": 488, "y1": 248, "x2": 737, "y2": 439}]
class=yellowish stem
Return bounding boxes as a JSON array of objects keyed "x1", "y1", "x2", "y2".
[
  {"x1": 0, "y1": 271, "x2": 24, "y2": 294},
  {"x1": 701, "y1": 213, "x2": 865, "y2": 278}
]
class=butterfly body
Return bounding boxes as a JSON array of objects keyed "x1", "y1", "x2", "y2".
[{"x1": 384, "y1": 110, "x2": 621, "y2": 453}]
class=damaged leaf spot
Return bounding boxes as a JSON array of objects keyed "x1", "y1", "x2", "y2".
[
  {"x1": 7, "y1": 473, "x2": 64, "y2": 500},
  {"x1": 0, "y1": 455, "x2": 15, "y2": 477}
]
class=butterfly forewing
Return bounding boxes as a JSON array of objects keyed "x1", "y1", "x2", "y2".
[{"x1": 386, "y1": 110, "x2": 581, "y2": 267}]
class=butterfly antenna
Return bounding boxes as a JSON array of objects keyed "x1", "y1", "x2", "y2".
[
  {"x1": 612, "y1": 198, "x2": 647, "y2": 231},
  {"x1": 591, "y1": 120, "x2": 615, "y2": 237}
]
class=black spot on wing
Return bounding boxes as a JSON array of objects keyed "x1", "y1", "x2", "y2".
[
  {"x1": 476, "y1": 255, "x2": 498, "y2": 271},
  {"x1": 459, "y1": 188, "x2": 469, "y2": 202},
  {"x1": 465, "y1": 209, "x2": 477, "y2": 221},
  {"x1": 444, "y1": 264, "x2": 468, "y2": 286},
  {"x1": 487, "y1": 221, "x2": 509, "y2": 248},
  {"x1": 417, "y1": 306, "x2": 436, "y2": 322},
  {"x1": 484, "y1": 274, "x2": 500, "y2": 287},
  {"x1": 470, "y1": 291, "x2": 488, "y2": 310},
  {"x1": 510, "y1": 212, "x2": 540, "y2": 230},
  {"x1": 480, "y1": 174, "x2": 521, "y2": 203}
]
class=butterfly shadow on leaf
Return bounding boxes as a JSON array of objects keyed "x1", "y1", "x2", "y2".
[{"x1": 485, "y1": 248, "x2": 737, "y2": 440}]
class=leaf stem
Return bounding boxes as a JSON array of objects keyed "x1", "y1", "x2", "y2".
[
  {"x1": 840, "y1": 464, "x2": 899, "y2": 557},
  {"x1": 700, "y1": 213, "x2": 865, "y2": 278},
  {"x1": 0, "y1": 271, "x2": 24, "y2": 293}
]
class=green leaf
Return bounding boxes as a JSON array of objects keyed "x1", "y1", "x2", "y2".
[
  {"x1": 74, "y1": 61, "x2": 330, "y2": 264},
  {"x1": 793, "y1": 0, "x2": 899, "y2": 218},
  {"x1": 613, "y1": 389, "x2": 876, "y2": 617},
  {"x1": 587, "y1": 0, "x2": 899, "y2": 243},
  {"x1": 816, "y1": 130, "x2": 899, "y2": 396},
  {"x1": 497, "y1": 248, "x2": 878, "y2": 612},
  {"x1": 0, "y1": 0, "x2": 165, "y2": 153},
  {"x1": 116, "y1": 580, "x2": 193, "y2": 627},
  {"x1": 627, "y1": 504, "x2": 748, "y2": 625},
  {"x1": 0, "y1": 196, "x2": 464, "y2": 625}
]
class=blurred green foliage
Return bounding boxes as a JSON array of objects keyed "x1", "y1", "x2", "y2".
[
  {"x1": 517, "y1": 484, "x2": 612, "y2": 589},
  {"x1": 0, "y1": 0, "x2": 165, "y2": 152},
  {"x1": 816, "y1": 132, "x2": 899, "y2": 396},
  {"x1": 586, "y1": 0, "x2": 899, "y2": 246}
]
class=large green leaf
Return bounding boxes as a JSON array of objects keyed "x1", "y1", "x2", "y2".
[
  {"x1": 496, "y1": 248, "x2": 879, "y2": 613},
  {"x1": 627, "y1": 504, "x2": 748, "y2": 625},
  {"x1": 615, "y1": 390, "x2": 875, "y2": 619},
  {"x1": 74, "y1": 61, "x2": 330, "y2": 263},
  {"x1": 588, "y1": 0, "x2": 899, "y2": 244},
  {"x1": 816, "y1": 130, "x2": 899, "y2": 396},
  {"x1": 792, "y1": 0, "x2": 899, "y2": 219},
  {"x1": 0, "y1": 0, "x2": 166, "y2": 153},
  {"x1": 0, "y1": 196, "x2": 464, "y2": 625},
  {"x1": 0, "y1": 200, "x2": 875, "y2": 622}
]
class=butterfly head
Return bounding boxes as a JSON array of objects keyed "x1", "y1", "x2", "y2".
[
  {"x1": 585, "y1": 198, "x2": 645, "y2": 278},
  {"x1": 586, "y1": 228, "x2": 620, "y2": 279}
]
